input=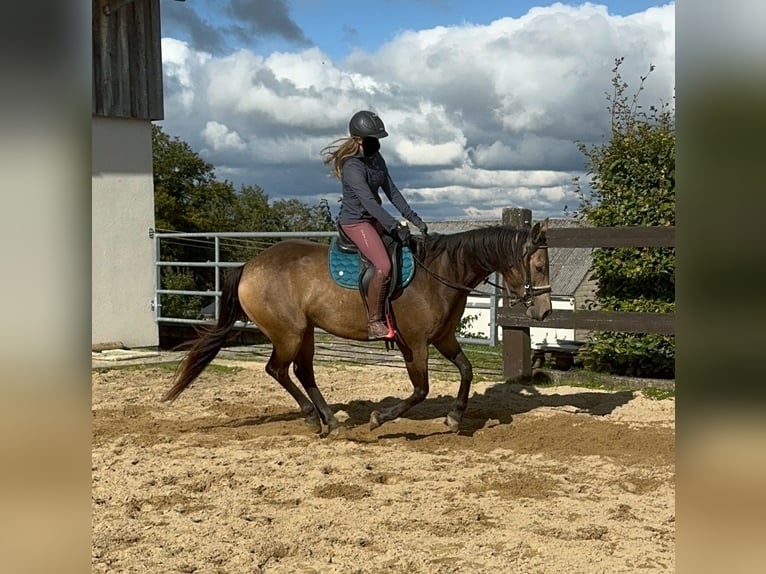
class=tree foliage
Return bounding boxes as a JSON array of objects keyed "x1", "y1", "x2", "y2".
[{"x1": 573, "y1": 58, "x2": 675, "y2": 378}]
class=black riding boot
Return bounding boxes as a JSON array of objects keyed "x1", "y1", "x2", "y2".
[{"x1": 365, "y1": 269, "x2": 391, "y2": 340}]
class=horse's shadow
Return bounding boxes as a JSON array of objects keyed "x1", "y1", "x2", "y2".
[{"x1": 217, "y1": 375, "x2": 635, "y2": 438}]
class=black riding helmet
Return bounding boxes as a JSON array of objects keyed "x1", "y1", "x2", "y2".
[{"x1": 348, "y1": 110, "x2": 388, "y2": 138}]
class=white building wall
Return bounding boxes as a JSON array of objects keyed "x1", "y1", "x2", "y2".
[
  {"x1": 529, "y1": 297, "x2": 577, "y2": 350},
  {"x1": 462, "y1": 295, "x2": 576, "y2": 349},
  {"x1": 92, "y1": 117, "x2": 158, "y2": 347}
]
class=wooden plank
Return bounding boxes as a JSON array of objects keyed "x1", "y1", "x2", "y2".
[
  {"x1": 497, "y1": 307, "x2": 675, "y2": 335},
  {"x1": 130, "y1": 0, "x2": 148, "y2": 118},
  {"x1": 92, "y1": 2, "x2": 100, "y2": 114},
  {"x1": 546, "y1": 226, "x2": 675, "y2": 248},
  {"x1": 97, "y1": 0, "x2": 114, "y2": 115},
  {"x1": 117, "y1": 7, "x2": 131, "y2": 116},
  {"x1": 147, "y1": 0, "x2": 164, "y2": 119},
  {"x1": 107, "y1": 3, "x2": 122, "y2": 115}
]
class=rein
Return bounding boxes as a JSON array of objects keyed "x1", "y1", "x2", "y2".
[{"x1": 410, "y1": 235, "x2": 552, "y2": 307}]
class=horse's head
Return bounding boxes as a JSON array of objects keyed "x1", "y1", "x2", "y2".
[{"x1": 503, "y1": 219, "x2": 552, "y2": 321}]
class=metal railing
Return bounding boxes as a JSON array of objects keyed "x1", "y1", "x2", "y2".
[{"x1": 152, "y1": 230, "x2": 499, "y2": 346}]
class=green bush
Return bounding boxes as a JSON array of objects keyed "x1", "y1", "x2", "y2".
[
  {"x1": 159, "y1": 268, "x2": 206, "y2": 319},
  {"x1": 456, "y1": 314, "x2": 487, "y2": 339},
  {"x1": 574, "y1": 58, "x2": 675, "y2": 378}
]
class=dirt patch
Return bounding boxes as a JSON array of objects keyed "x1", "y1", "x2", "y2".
[{"x1": 92, "y1": 359, "x2": 675, "y2": 573}]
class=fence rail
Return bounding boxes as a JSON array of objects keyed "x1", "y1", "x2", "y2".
[{"x1": 546, "y1": 226, "x2": 675, "y2": 247}]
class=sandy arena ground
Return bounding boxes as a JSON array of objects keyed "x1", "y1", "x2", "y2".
[{"x1": 92, "y1": 354, "x2": 674, "y2": 573}]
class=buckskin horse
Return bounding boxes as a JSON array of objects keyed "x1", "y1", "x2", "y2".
[{"x1": 162, "y1": 220, "x2": 552, "y2": 434}]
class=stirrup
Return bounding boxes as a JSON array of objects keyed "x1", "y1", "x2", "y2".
[{"x1": 367, "y1": 317, "x2": 395, "y2": 341}]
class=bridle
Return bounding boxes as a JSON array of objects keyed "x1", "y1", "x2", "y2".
[
  {"x1": 411, "y1": 234, "x2": 552, "y2": 307},
  {"x1": 516, "y1": 241, "x2": 552, "y2": 308}
]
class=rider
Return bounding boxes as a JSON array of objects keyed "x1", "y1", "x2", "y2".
[{"x1": 321, "y1": 110, "x2": 428, "y2": 340}]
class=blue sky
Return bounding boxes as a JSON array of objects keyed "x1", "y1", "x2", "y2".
[
  {"x1": 158, "y1": 1, "x2": 675, "y2": 224},
  {"x1": 164, "y1": 1, "x2": 671, "y2": 59}
]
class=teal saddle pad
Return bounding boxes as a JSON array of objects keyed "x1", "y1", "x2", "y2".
[{"x1": 328, "y1": 237, "x2": 415, "y2": 290}]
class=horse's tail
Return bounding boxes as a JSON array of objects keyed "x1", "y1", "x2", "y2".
[{"x1": 162, "y1": 265, "x2": 247, "y2": 403}]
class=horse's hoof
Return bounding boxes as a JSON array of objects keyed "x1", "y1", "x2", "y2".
[
  {"x1": 325, "y1": 416, "x2": 341, "y2": 434},
  {"x1": 324, "y1": 425, "x2": 349, "y2": 440},
  {"x1": 369, "y1": 410, "x2": 382, "y2": 430},
  {"x1": 445, "y1": 412, "x2": 461, "y2": 433},
  {"x1": 305, "y1": 415, "x2": 322, "y2": 434}
]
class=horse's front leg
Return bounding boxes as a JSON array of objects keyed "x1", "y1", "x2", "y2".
[
  {"x1": 369, "y1": 344, "x2": 429, "y2": 430},
  {"x1": 434, "y1": 334, "x2": 473, "y2": 432}
]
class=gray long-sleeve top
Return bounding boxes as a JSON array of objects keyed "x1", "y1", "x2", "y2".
[{"x1": 337, "y1": 151, "x2": 421, "y2": 234}]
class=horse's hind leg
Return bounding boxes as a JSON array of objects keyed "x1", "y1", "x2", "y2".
[
  {"x1": 369, "y1": 344, "x2": 430, "y2": 430},
  {"x1": 434, "y1": 334, "x2": 473, "y2": 432},
  {"x1": 265, "y1": 346, "x2": 322, "y2": 433},
  {"x1": 293, "y1": 329, "x2": 340, "y2": 433}
]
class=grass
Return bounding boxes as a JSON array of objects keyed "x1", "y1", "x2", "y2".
[
  {"x1": 458, "y1": 343, "x2": 506, "y2": 372},
  {"x1": 642, "y1": 386, "x2": 675, "y2": 400}
]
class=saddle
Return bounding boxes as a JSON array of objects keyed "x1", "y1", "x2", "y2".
[{"x1": 329, "y1": 225, "x2": 416, "y2": 338}]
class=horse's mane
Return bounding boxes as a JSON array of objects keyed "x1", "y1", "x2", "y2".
[{"x1": 414, "y1": 225, "x2": 531, "y2": 269}]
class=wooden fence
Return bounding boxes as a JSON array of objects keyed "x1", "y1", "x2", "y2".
[{"x1": 499, "y1": 208, "x2": 675, "y2": 380}]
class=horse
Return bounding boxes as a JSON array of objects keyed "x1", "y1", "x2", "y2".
[{"x1": 162, "y1": 220, "x2": 552, "y2": 434}]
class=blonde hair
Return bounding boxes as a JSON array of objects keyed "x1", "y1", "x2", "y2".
[{"x1": 320, "y1": 136, "x2": 360, "y2": 179}]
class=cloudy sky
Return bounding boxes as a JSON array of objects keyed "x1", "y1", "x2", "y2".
[{"x1": 157, "y1": 0, "x2": 675, "y2": 223}]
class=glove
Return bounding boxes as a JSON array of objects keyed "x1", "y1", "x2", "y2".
[
  {"x1": 394, "y1": 224, "x2": 411, "y2": 243},
  {"x1": 412, "y1": 217, "x2": 428, "y2": 235}
]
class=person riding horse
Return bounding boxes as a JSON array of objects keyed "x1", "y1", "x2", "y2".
[{"x1": 322, "y1": 110, "x2": 428, "y2": 340}]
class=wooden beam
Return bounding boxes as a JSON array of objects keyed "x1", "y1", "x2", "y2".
[
  {"x1": 546, "y1": 226, "x2": 675, "y2": 248},
  {"x1": 497, "y1": 307, "x2": 675, "y2": 335}
]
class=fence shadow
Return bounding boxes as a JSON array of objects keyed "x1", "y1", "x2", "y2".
[
  {"x1": 333, "y1": 381, "x2": 635, "y2": 438},
  {"x1": 207, "y1": 378, "x2": 635, "y2": 439}
]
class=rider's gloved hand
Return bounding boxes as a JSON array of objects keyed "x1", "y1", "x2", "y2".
[
  {"x1": 395, "y1": 224, "x2": 411, "y2": 244},
  {"x1": 411, "y1": 217, "x2": 428, "y2": 236}
]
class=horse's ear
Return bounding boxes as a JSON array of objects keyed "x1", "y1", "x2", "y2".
[{"x1": 531, "y1": 218, "x2": 549, "y2": 243}]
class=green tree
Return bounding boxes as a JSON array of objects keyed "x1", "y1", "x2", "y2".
[
  {"x1": 231, "y1": 184, "x2": 273, "y2": 230},
  {"x1": 573, "y1": 58, "x2": 675, "y2": 378},
  {"x1": 152, "y1": 124, "x2": 238, "y2": 233},
  {"x1": 270, "y1": 198, "x2": 335, "y2": 232}
]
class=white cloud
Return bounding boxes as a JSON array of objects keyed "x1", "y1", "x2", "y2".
[
  {"x1": 392, "y1": 140, "x2": 466, "y2": 167},
  {"x1": 161, "y1": 38, "x2": 212, "y2": 113},
  {"x1": 159, "y1": 3, "x2": 675, "y2": 221},
  {"x1": 201, "y1": 121, "x2": 246, "y2": 152}
]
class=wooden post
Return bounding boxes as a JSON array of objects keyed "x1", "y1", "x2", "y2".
[
  {"x1": 503, "y1": 207, "x2": 532, "y2": 228},
  {"x1": 502, "y1": 207, "x2": 532, "y2": 381}
]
